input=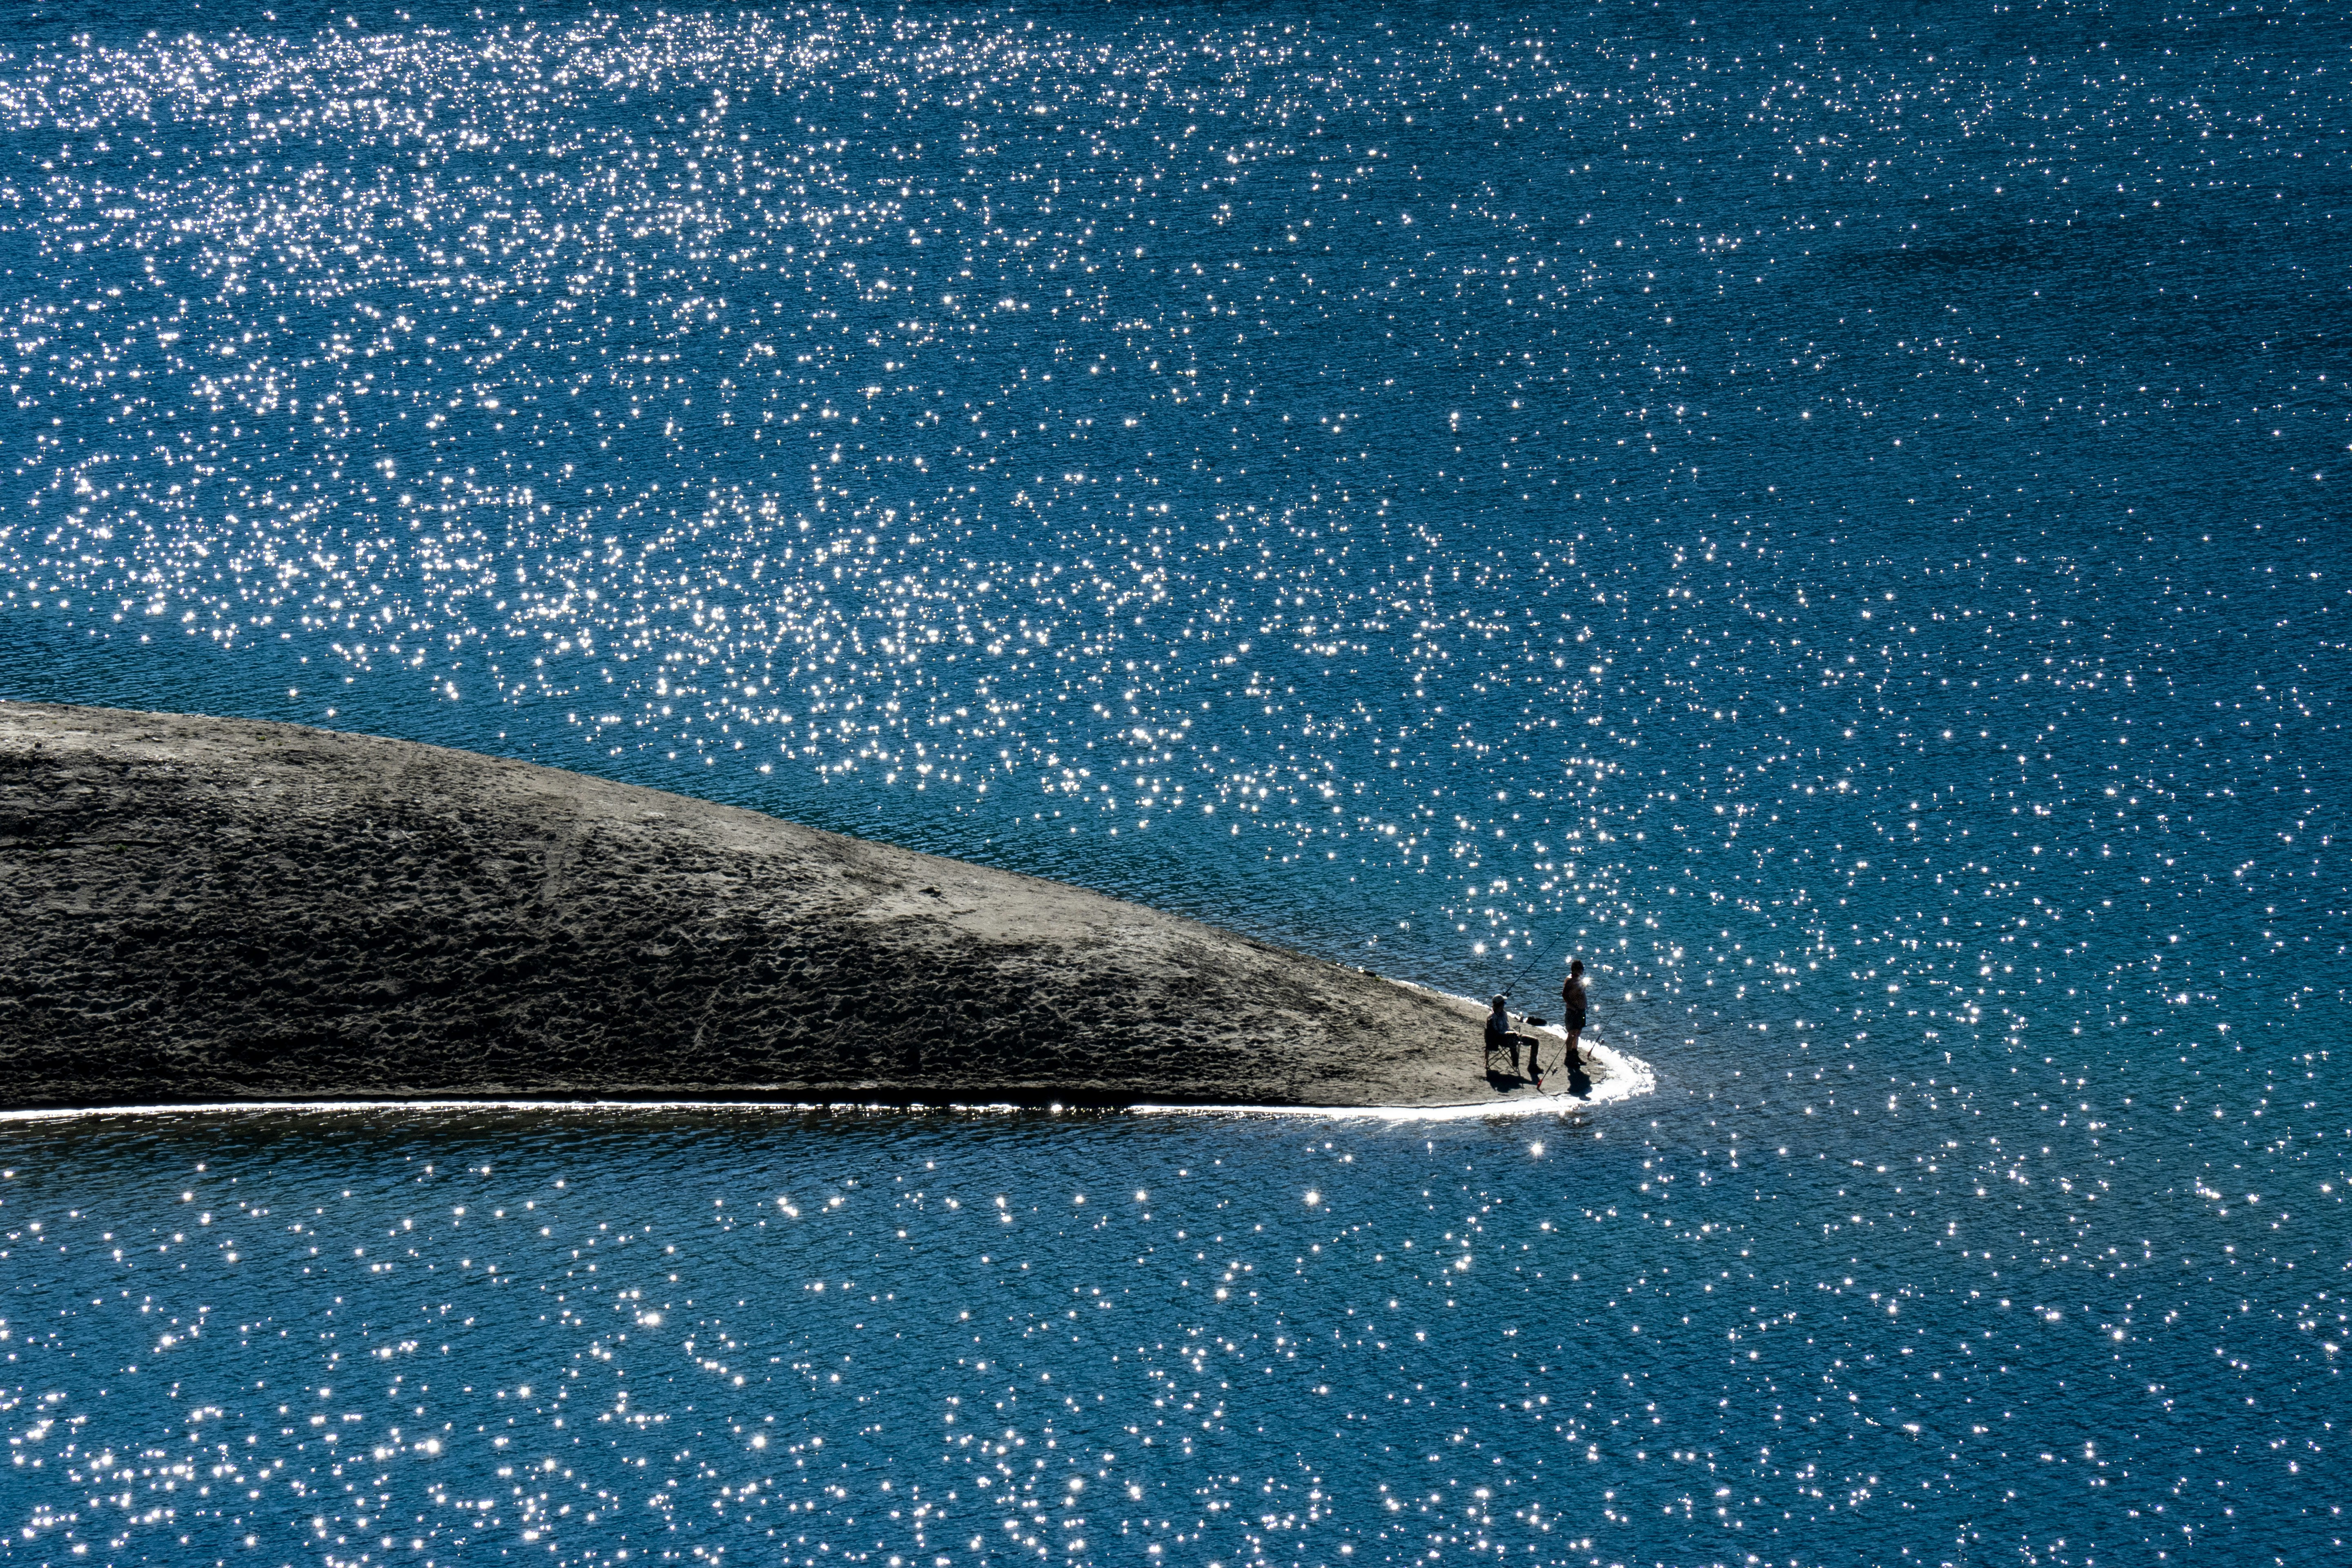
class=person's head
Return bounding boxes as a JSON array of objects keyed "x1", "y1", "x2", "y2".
[
  {"x1": 1569, "y1": 959, "x2": 1584, "y2": 978},
  {"x1": 1490, "y1": 994, "x2": 1508, "y2": 1014}
]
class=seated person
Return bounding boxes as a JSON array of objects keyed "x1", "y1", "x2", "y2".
[{"x1": 1483, "y1": 995, "x2": 1540, "y2": 1078}]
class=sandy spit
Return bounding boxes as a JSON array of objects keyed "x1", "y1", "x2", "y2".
[{"x1": 0, "y1": 704, "x2": 1621, "y2": 1112}]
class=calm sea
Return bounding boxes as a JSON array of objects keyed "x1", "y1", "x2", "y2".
[{"x1": 2, "y1": 1, "x2": 2345, "y2": 1563}]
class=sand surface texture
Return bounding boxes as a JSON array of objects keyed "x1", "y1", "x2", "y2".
[{"x1": 2, "y1": 704, "x2": 1607, "y2": 1110}]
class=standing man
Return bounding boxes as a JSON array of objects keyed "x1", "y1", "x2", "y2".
[{"x1": 1559, "y1": 959, "x2": 1590, "y2": 1089}]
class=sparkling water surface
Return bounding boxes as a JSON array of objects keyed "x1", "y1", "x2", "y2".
[{"x1": 2, "y1": 0, "x2": 2347, "y2": 1563}]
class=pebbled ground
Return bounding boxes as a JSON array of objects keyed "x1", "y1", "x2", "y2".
[{"x1": 0, "y1": 703, "x2": 1592, "y2": 1110}]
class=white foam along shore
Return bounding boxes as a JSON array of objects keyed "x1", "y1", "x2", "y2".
[
  {"x1": 0, "y1": 1014, "x2": 1654, "y2": 1126},
  {"x1": 1134, "y1": 1040, "x2": 1655, "y2": 1121},
  {"x1": 0, "y1": 964, "x2": 1655, "y2": 1127},
  {"x1": 0, "y1": 1038, "x2": 1654, "y2": 1127}
]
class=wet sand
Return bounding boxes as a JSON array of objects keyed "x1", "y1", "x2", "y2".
[{"x1": 0, "y1": 703, "x2": 1617, "y2": 1111}]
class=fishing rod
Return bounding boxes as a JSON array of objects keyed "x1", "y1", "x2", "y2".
[
  {"x1": 1390, "y1": 908, "x2": 1574, "y2": 1030},
  {"x1": 1495, "y1": 925, "x2": 1575, "y2": 1016}
]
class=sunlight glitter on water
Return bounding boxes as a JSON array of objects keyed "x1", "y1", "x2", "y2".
[
  {"x1": 4, "y1": 1, "x2": 2339, "y2": 1007},
  {"x1": 2, "y1": 1101, "x2": 2344, "y2": 1568},
  {"x1": 2, "y1": 2, "x2": 2348, "y2": 1564}
]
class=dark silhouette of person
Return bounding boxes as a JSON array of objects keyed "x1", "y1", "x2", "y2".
[
  {"x1": 1559, "y1": 960, "x2": 1591, "y2": 1089},
  {"x1": 1485, "y1": 995, "x2": 1538, "y2": 1079}
]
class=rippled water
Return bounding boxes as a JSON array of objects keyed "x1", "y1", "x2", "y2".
[{"x1": 3, "y1": 1, "x2": 2348, "y2": 1563}]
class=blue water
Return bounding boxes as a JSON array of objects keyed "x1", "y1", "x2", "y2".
[{"x1": 3, "y1": 0, "x2": 2348, "y2": 1562}]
